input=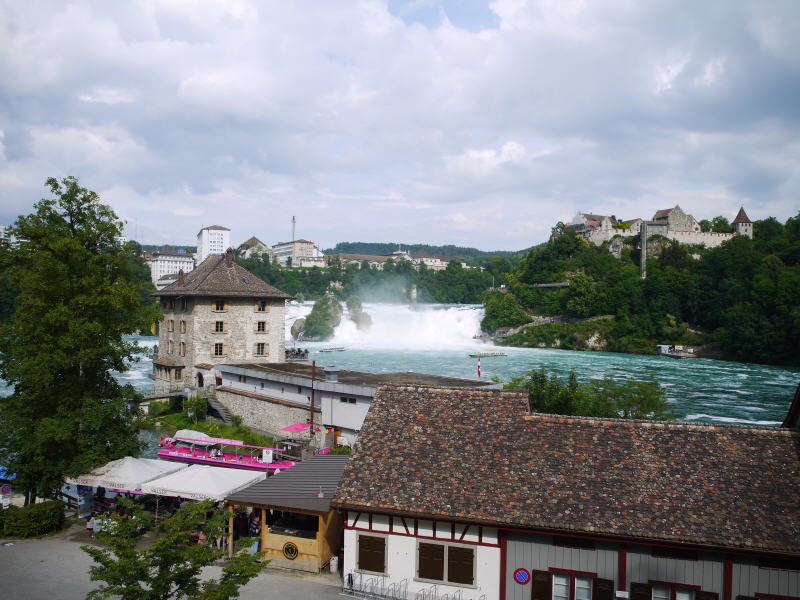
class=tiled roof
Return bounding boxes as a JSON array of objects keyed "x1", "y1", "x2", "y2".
[
  {"x1": 653, "y1": 208, "x2": 674, "y2": 219},
  {"x1": 732, "y1": 207, "x2": 752, "y2": 224},
  {"x1": 154, "y1": 251, "x2": 292, "y2": 299},
  {"x1": 227, "y1": 455, "x2": 349, "y2": 511},
  {"x1": 333, "y1": 385, "x2": 800, "y2": 555},
  {"x1": 238, "y1": 236, "x2": 266, "y2": 250},
  {"x1": 199, "y1": 225, "x2": 230, "y2": 232}
]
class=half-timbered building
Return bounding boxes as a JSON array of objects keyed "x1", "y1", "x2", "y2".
[{"x1": 333, "y1": 385, "x2": 800, "y2": 600}]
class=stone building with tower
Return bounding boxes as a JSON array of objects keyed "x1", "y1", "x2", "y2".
[{"x1": 152, "y1": 249, "x2": 292, "y2": 394}]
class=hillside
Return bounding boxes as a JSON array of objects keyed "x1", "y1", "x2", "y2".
[
  {"x1": 323, "y1": 241, "x2": 534, "y2": 264},
  {"x1": 483, "y1": 214, "x2": 800, "y2": 366}
]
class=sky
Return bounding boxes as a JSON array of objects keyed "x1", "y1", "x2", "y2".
[{"x1": 1, "y1": 1, "x2": 799, "y2": 251}]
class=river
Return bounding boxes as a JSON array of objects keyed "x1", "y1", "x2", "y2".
[{"x1": 6, "y1": 302, "x2": 795, "y2": 427}]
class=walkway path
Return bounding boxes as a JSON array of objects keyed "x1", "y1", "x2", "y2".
[{"x1": 0, "y1": 521, "x2": 341, "y2": 600}]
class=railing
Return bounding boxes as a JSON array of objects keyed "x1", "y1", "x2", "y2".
[{"x1": 341, "y1": 572, "x2": 408, "y2": 600}]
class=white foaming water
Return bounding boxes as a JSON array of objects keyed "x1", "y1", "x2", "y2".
[{"x1": 285, "y1": 301, "x2": 483, "y2": 349}]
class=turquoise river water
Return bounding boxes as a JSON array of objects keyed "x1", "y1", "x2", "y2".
[{"x1": 3, "y1": 303, "x2": 797, "y2": 426}]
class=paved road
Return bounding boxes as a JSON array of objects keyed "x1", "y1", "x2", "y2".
[{"x1": 0, "y1": 522, "x2": 343, "y2": 600}]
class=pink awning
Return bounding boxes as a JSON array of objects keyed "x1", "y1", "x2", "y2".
[{"x1": 279, "y1": 423, "x2": 312, "y2": 433}]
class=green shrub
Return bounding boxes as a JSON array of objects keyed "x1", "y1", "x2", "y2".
[
  {"x1": 168, "y1": 395, "x2": 183, "y2": 413},
  {"x1": 1, "y1": 500, "x2": 65, "y2": 537},
  {"x1": 185, "y1": 396, "x2": 207, "y2": 423},
  {"x1": 331, "y1": 446, "x2": 352, "y2": 455}
]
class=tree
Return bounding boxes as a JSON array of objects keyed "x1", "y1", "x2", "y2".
[
  {"x1": 710, "y1": 216, "x2": 731, "y2": 233},
  {"x1": 83, "y1": 498, "x2": 263, "y2": 600},
  {"x1": 0, "y1": 177, "x2": 159, "y2": 502}
]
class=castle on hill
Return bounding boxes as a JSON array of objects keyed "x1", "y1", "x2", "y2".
[{"x1": 567, "y1": 205, "x2": 753, "y2": 248}]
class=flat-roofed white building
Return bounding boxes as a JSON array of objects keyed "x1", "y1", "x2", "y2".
[
  {"x1": 149, "y1": 249, "x2": 195, "y2": 285},
  {"x1": 197, "y1": 225, "x2": 231, "y2": 263}
]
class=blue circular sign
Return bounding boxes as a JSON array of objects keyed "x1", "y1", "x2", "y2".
[{"x1": 513, "y1": 568, "x2": 531, "y2": 585}]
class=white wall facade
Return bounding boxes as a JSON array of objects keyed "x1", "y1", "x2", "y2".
[
  {"x1": 197, "y1": 227, "x2": 231, "y2": 263},
  {"x1": 149, "y1": 253, "x2": 195, "y2": 283},
  {"x1": 344, "y1": 511, "x2": 501, "y2": 600}
]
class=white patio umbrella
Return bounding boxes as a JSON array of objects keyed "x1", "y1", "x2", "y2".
[
  {"x1": 66, "y1": 457, "x2": 188, "y2": 491},
  {"x1": 139, "y1": 465, "x2": 265, "y2": 501}
]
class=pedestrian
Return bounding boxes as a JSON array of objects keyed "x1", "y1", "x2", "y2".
[{"x1": 86, "y1": 513, "x2": 95, "y2": 536}]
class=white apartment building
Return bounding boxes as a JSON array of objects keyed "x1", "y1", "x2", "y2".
[
  {"x1": 149, "y1": 249, "x2": 195, "y2": 285},
  {"x1": 271, "y1": 239, "x2": 320, "y2": 266},
  {"x1": 197, "y1": 225, "x2": 231, "y2": 263}
]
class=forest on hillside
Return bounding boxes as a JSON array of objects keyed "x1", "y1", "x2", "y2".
[
  {"x1": 482, "y1": 214, "x2": 800, "y2": 366},
  {"x1": 236, "y1": 254, "x2": 508, "y2": 304},
  {"x1": 323, "y1": 241, "x2": 531, "y2": 264}
]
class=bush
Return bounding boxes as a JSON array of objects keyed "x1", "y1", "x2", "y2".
[
  {"x1": 185, "y1": 396, "x2": 207, "y2": 423},
  {"x1": 331, "y1": 446, "x2": 352, "y2": 455},
  {"x1": 1, "y1": 500, "x2": 65, "y2": 537}
]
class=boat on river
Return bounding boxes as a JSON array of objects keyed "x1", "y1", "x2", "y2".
[
  {"x1": 319, "y1": 347, "x2": 346, "y2": 353},
  {"x1": 157, "y1": 430, "x2": 298, "y2": 474},
  {"x1": 468, "y1": 351, "x2": 507, "y2": 358}
]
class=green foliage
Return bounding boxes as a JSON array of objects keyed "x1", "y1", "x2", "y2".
[
  {"x1": 157, "y1": 412, "x2": 274, "y2": 447},
  {"x1": 185, "y1": 396, "x2": 208, "y2": 424},
  {"x1": 481, "y1": 291, "x2": 531, "y2": 332},
  {"x1": 0, "y1": 177, "x2": 157, "y2": 501},
  {"x1": 82, "y1": 498, "x2": 263, "y2": 600},
  {"x1": 1, "y1": 500, "x2": 65, "y2": 537},
  {"x1": 330, "y1": 446, "x2": 352, "y2": 455},
  {"x1": 501, "y1": 318, "x2": 617, "y2": 351},
  {"x1": 230, "y1": 415, "x2": 243, "y2": 428},
  {"x1": 323, "y1": 241, "x2": 529, "y2": 264},
  {"x1": 490, "y1": 212, "x2": 800, "y2": 366},
  {"x1": 505, "y1": 369, "x2": 672, "y2": 420},
  {"x1": 303, "y1": 295, "x2": 343, "y2": 340}
]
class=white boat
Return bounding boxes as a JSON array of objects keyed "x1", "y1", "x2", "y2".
[
  {"x1": 319, "y1": 347, "x2": 346, "y2": 353},
  {"x1": 468, "y1": 351, "x2": 507, "y2": 358}
]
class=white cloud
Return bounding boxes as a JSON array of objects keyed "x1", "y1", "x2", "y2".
[{"x1": 0, "y1": 1, "x2": 798, "y2": 249}]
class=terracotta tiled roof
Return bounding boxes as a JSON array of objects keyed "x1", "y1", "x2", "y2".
[
  {"x1": 154, "y1": 251, "x2": 291, "y2": 299},
  {"x1": 732, "y1": 207, "x2": 752, "y2": 224},
  {"x1": 333, "y1": 385, "x2": 800, "y2": 555}
]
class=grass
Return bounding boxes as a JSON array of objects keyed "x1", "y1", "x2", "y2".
[{"x1": 150, "y1": 407, "x2": 275, "y2": 447}]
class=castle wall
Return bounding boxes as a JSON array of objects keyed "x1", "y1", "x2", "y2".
[
  {"x1": 214, "y1": 388, "x2": 317, "y2": 439},
  {"x1": 665, "y1": 230, "x2": 735, "y2": 248}
]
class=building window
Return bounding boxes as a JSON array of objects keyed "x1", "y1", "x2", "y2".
[
  {"x1": 255, "y1": 343, "x2": 265, "y2": 356},
  {"x1": 175, "y1": 368, "x2": 182, "y2": 380},
  {"x1": 256, "y1": 299, "x2": 268, "y2": 312},
  {"x1": 213, "y1": 343, "x2": 223, "y2": 357},
  {"x1": 215, "y1": 299, "x2": 226, "y2": 311},
  {"x1": 180, "y1": 320, "x2": 186, "y2": 333},
  {"x1": 167, "y1": 319, "x2": 174, "y2": 332},
  {"x1": 181, "y1": 299, "x2": 188, "y2": 311},
  {"x1": 168, "y1": 299, "x2": 175, "y2": 310},
  {"x1": 168, "y1": 340, "x2": 174, "y2": 354},
  {"x1": 416, "y1": 542, "x2": 474, "y2": 586},
  {"x1": 553, "y1": 573, "x2": 593, "y2": 600},
  {"x1": 340, "y1": 396, "x2": 357, "y2": 404},
  {"x1": 652, "y1": 585, "x2": 694, "y2": 600},
  {"x1": 215, "y1": 321, "x2": 225, "y2": 333},
  {"x1": 179, "y1": 342, "x2": 185, "y2": 356},
  {"x1": 257, "y1": 321, "x2": 266, "y2": 332},
  {"x1": 357, "y1": 534, "x2": 386, "y2": 574}
]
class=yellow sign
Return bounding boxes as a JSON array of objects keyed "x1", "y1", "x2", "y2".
[{"x1": 282, "y1": 542, "x2": 299, "y2": 560}]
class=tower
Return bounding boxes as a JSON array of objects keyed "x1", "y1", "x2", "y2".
[{"x1": 731, "y1": 207, "x2": 753, "y2": 239}]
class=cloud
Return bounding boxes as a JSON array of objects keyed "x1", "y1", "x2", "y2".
[{"x1": 0, "y1": 1, "x2": 798, "y2": 250}]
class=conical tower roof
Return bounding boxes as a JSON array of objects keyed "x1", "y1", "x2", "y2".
[{"x1": 732, "y1": 207, "x2": 752, "y2": 224}]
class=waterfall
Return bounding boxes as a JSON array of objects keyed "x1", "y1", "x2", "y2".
[{"x1": 285, "y1": 302, "x2": 484, "y2": 349}]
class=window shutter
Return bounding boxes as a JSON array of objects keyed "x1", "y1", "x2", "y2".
[
  {"x1": 358, "y1": 535, "x2": 385, "y2": 573},
  {"x1": 418, "y1": 543, "x2": 445, "y2": 581},
  {"x1": 448, "y1": 546, "x2": 474, "y2": 585},
  {"x1": 630, "y1": 583, "x2": 651, "y2": 600},
  {"x1": 532, "y1": 570, "x2": 552, "y2": 600},
  {"x1": 697, "y1": 593, "x2": 719, "y2": 600},
  {"x1": 593, "y1": 579, "x2": 615, "y2": 600}
]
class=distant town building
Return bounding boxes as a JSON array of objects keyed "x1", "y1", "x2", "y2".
[
  {"x1": 731, "y1": 206, "x2": 754, "y2": 238},
  {"x1": 196, "y1": 225, "x2": 231, "y2": 264},
  {"x1": 237, "y1": 236, "x2": 272, "y2": 260},
  {"x1": 152, "y1": 249, "x2": 292, "y2": 394},
  {"x1": 325, "y1": 250, "x2": 467, "y2": 272},
  {"x1": 271, "y1": 239, "x2": 321, "y2": 267},
  {"x1": 149, "y1": 249, "x2": 195, "y2": 285},
  {"x1": 0, "y1": 224, "x2": 23, "y2": 248}
]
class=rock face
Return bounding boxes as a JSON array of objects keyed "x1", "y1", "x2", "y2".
[
  {"x1": 302, "y1": 295, "x2": 343, "y2": 341},
  {"x1": 290, "y1": 318, "x2": 305, "y2": 340},
  {"x1": 346, "y1": 295, "x2": 372, "y2": 332}
]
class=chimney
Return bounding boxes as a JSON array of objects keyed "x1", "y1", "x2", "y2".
[
  {"x1": 177, "y1": 269, "x2": 185, "y2": 284},
  {"x1": 323, "y1": 366, "x2": 340, "y2": 382},
  {"x1": 225, "y1": 248, "x2": 233, "y2": 266}
]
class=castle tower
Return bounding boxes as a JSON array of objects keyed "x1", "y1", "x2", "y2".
[{"x1": 732, "y1": 207, "x2": 753, "y2": 239}]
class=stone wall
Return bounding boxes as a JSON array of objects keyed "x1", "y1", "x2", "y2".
[
  {"x1": 215, "y1": 388, "x2": 316, "y2": 439},
  {"x1": 665, "y1": 230, "x2": 735, "y2": 248}
]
